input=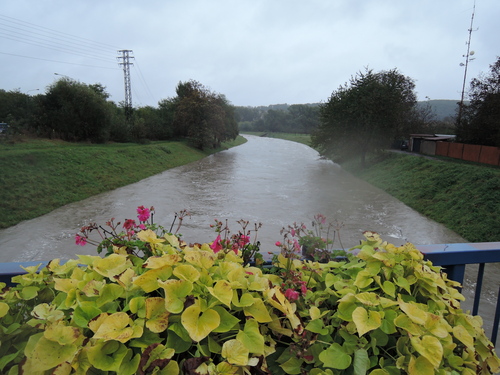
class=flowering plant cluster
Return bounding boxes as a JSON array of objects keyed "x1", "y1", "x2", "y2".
[{"x1": 1, "y1": 207, "x2": 499, "y2": 375}]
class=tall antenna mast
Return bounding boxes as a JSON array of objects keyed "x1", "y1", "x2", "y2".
[
  {"x1": 117, "y1": 49, "x2": 134, "y2": 120},
  {"x1": 457, "y1": 1, "x2": 476, "y2": 126}
]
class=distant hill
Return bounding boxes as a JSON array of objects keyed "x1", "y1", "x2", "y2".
[{"x1": 417, "y1": 100, "x2": 463, "y2": 121}]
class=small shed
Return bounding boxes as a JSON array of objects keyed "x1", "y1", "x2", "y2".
[{"x1": 409, "y1": 134, "x2": 456, "y2": 155}]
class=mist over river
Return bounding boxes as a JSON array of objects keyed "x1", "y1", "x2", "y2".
[{"x1": 0, "y1": 135, "x2": 464, "y2": 263}]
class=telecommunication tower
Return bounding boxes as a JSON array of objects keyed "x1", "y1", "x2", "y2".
[{"x1": 117, "y1": 49, "x2": 134, "y2": 120}]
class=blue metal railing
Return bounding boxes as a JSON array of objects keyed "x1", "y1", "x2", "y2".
[
  {"x1": 2, "y1": 242, "x2": 500, "y2": 344},
  {"x1": 418, "y1": 242, "x2": 500, "y2": 345}
]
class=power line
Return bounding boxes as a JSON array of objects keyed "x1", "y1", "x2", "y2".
[
  {"x1": 0, "y1": 51, "x2": 120, "y2": 70},
  {"x1": 0, "y1": 14, "x2": 119, "y2": 53}
]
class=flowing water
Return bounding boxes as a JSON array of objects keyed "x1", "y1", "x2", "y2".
[{"x1": 0, "y1": 135, "x2": 465, "y2": 262}]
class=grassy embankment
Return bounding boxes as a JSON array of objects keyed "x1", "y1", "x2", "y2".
[
  {"x1": 251, "y1": 132, "x2": 500, "y2": 243},
  {"x1": 0, "y1": 136, "x2": 247, "y2": 229}
]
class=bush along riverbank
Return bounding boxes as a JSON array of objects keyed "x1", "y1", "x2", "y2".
[
  {"x1": 0, "y1": 136, "x2": 247, "y2": 229},
  {"x1": 1, "y1": 206, "x2": 499, "y2": 374}
]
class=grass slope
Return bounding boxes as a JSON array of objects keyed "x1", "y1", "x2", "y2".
[{"x1": 0, "y1": 137, "x2": 247, "y2": 228}]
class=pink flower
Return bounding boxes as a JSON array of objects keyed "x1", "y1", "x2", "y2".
[
  {"x1": 275, "y1": 241, "x2": 282, "y2": 247},
  {"x1": 291, "y1": 228, "x2": 296, "y2": 237},
  {"x1": 123, "y1": 219, "x2": 136, "y2": 230},
  {"x1": 75, "y1": 234, "x2": 87, "y2": 246},
  {"x1": 138, "y1": 224, "x2": 146, "y2": 230},
  {"x1": 137, "y1": 206, "x2": 150, "y2": 222},
  {"x1": 210, "y1": 235, "x2": 223, "y2": 253},
  {"x1": 237, "y1": 235, "x2": 250, "y2": 248},
  {"x1": 299, "y1": 282, "x2": 308, "y2": 295},
  {"x1": 284, "y1": 288, "x2": 299, "y2": 302}
]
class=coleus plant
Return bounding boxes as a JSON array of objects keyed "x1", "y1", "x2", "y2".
[{"x1": 0, "y1": 208, "x2": 499, "y2": 374}]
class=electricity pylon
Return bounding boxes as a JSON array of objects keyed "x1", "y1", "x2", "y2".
[{"x1": 117, "y1": 49, "x2": 134, "y2": 120}]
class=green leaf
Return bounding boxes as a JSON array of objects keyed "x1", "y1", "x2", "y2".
[
  {"x1": 86, "y1": 340, "x2": 128, "y2": 372},
  {"x1": 21, "y1": 286, "x2": 39, "y2": 300},
  {"x1": 236, "y1": 319, "x2": 265, "y2": 355},
  {"x1": 279, "y1": 356, "x2": 303, "y2": 375},
  {"x1": 305, "y1": 319, "x2": 329, "y2": 335},
  {"x1": 353, "y1": 348, "x2": 370, "y2": 375},
  {"x1": 212, "y1": 306, "x2": 240, "y2": 333},
  {"x1": 452, "y1": 325, "x2": 474, "y2": 349},
  {"x1": 352, "y1": 307, "x2": 381, "y2": 336},
  {"x1": 399, "y1": 300, "x2": 428, "y2": 325},
  {"x1": 243, "y1": 298, "x2": 272, "y2": 323},
  {"x1": 24, "y1": 333, "x2": 77, "y2": 371},
  {"x1": 319, "y1": 343, "x2": 352, "y2": 369},
  {"x1": 381, "y1": 281, "x2": 396, "y2": 298},
  {"x1": 73, "y1": 301, "x2": 102, "y2": 328},
  {"x1": 93, "y1": 254, "x2": 131, "y2": 278},
  {"x1": 133, "y1": 267, "x2": 173, "y2": 293},
  {"x1": 166, "y1": 329, "x2": 192, "y2": 353}
]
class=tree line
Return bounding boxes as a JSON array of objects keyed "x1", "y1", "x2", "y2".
[
  {"x1": 0, "y1": 79, "x2": 238, "y2": 150},
  {"x1": 236, "y1": 57, "x2": 500, "y2": 166}
]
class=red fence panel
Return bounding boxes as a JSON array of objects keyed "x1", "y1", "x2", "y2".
[
  {"x1": 478, "y1": 145, "x2": 500, "y2": 166},
  {"x1": 463, "y1": 144, "x2": 482, "y2": 162},
  {"x1": 436, "y1": 142, "x2": 450, "y2": 157},
  {"x1": 448, "y1": 143, "x2": 464, "y2": 159}
]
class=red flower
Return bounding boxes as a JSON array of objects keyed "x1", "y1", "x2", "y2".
[
  {"x1": 284, "y1": 288, "x2": 299, "y2": 302},
  {"x1": 136, "y1": 205, "x2": 150, "y2": 222},
  {"x1": 210, "y1": 235, "x2": 223, "y2": 253},
  {"x1": 75, "y1": 234, "x2": 87, "y2": 246},
  {"x1": 123, "y1": 219, "x2": 136, "y2": 230}
]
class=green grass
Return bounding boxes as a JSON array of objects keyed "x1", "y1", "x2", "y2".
[
  {"x1": 253, "y1": 132, "x2": 500, "y2": 243},
  {"x1": 342, "y1": 153, "x2": 500, "y2": 242},
  {"x1": 0, "y1": 136, "x2": 247, "y2": 228}
]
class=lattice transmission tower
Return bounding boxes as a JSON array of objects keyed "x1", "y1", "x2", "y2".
[{"x1": 117, "y1": 49, "x2": 134, "y2": 120}]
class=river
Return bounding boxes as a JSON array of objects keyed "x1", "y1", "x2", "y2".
[{"x1": 0, "y1": 135, "x2": 465, "y2": 263}]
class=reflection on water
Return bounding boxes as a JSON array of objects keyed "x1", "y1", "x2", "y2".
[{"x1": 0, "y1": 135, "x2": 465, "y2": 263}]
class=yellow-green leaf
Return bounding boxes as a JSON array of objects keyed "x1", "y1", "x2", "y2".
[
  {"x1": 453, "y1": 324, "x2": 474, "y2": 349},
  {"x1": 355, "y1": 292, "x2": 381, "y2": 306},
  {"x1": 207, "y1": 280, "x2": 233, "y2": 308},
  {"x1": 133, "y1": 267, "x2": 172, "y2": 293},
  {"x1": 244, "y1": 298, "x2": 272, "y2": 323},
  {"x1": 90, "y1": 312, "x2": 143, "y2": 343},
  {"x1": 410, "y1": 335, "x2": 443, "y2": 368},
  {"x1": 408, "y1": 354, "x2": 434, "y2": 375},
  {"x1": 93, "y1": 254, "x2": 131, "y2": 278},
  {"x1": 352, "y1": 306, "x2": 381, "y2": 336},
  {"x1": 158, "y1": 279, "x2": 193, "y2": 314},
  {"x1": 221, "y1": 339, "x2": 249, "y2": 366},
  {"x1": 236, "y1": 319, "x2": 265, "y2": 355},
  {"x1": 44, "y1": 322, "x2": 82, "y2": 345},
  {"x1": 0, "y1": 302, "x2": 9, "y2": 318},
  {"x1": 232, "y1": 291, "x2": 255, "y2": 307},
  {"x1": 183, "y1": 248, "x2": 216, "y2": 269},
  {"x1": 145, "y1": 297, "x2": 170, "y2": 333},
  {"x1": 173, "y1": 264, "x2": 200, "y2": 283},
  {"x1": 399, "y1": 300, "x2": 428, "y2": 325},
  {"x1": 143, "y1": 254, "x2": 181, "y2": 269},
  {"x1": 212, "y1": 306, "x2": 240, "y2": 333},
  {"x1": 181, "y1": 301, "x2": 220, "y2": 342},
  {"x1": 24, "y1": 333, "x2": 77, "y2": 371}
]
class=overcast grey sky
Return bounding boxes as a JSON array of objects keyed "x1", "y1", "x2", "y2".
[{"x1": 1, "y1": 0, "x2": 498, "y2": 107}]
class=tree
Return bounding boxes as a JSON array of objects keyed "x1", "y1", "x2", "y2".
[
  {"x1": 312, "y1": 68, "x2": 417, "y2": 166},
  {"x1": 172, "y1": 80, "x2": 238, "y2": 150},
  {"x1": 456, "y1": 57, "x2": 500, "y2": 147},
  {"x1": 36, "y1": 78, "x2": 112, "y2": 142}
]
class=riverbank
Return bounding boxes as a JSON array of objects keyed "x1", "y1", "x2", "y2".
[
  {"x1": 250, "y1": 132, "x2": 500, "y2": 243},
  {"x1": 0, "y1": 136, "x2": 247, "y2": 229}
]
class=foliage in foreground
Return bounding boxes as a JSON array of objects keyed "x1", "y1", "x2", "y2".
[{"x1": 1, "y1": 210, "x2": 499, "y2": 374}]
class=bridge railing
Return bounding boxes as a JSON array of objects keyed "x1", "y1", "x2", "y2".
[
  {"x1": 418, "y1": 242, "x2": 500, "y2": 345},
  {"x1": 2, "y1": 242, "x2": 500, "y2": 344}
]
